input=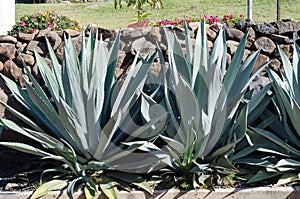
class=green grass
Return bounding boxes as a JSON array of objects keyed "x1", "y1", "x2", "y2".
[{"x1": 15, "y1": 0, "x2": 300, "y2": 29}]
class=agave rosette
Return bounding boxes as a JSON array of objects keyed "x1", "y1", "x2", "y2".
[
  {"x1": 147, "y1": 20, "x2": 268, "y2": 188},
  {"x1": 0, "y1": 31, "x2": 170, "y2": 198},
  {"x1": 235, "y1": 43, "x2": 300, "y2": 185}
]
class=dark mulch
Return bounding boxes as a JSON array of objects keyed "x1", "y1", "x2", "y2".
[
  {"x1": 0, "y1": 164, "x2": 26, "y2": 191},
  {"x1": 0, "y1": 149, "x2": 40, "y2": 192}
]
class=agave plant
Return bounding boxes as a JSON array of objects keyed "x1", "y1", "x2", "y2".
[
  {"x1": 0, "y1": 31, "x2": 170, "y2": 198},
  {"x1": 233, "y1": 43, "x2": 300, "y2": 185},
  {"x1": 146, "y1": 20, "x2": 268, "y2": 189}
]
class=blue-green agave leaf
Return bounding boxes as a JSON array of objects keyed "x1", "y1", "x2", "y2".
[
  {"x1": 0, "y1": 142, "x2": 51, "y2": 157},
  {"x1": 30, "y1": 179, "x2": 68, "y2": 199},
  {"x1": 99, "y1": 177, "x2": 118, "y2": 199},
  {"x1": 247, "y1": 171, "x2": 280, "y2": 184}
]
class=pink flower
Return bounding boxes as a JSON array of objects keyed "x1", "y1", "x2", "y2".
[
  {"x1": 51, "y1": 10, "x2": 55, "y2": 14},
  {"x1": 215, "y1": 17, "x2": 220, "y2": 23},
  {"x1": 48, "y1": 24, "x2": 54, "y2": 29},
  {"x1": 185, "y1": 16, "x2": 190, "y2": 21},
  {"x1": 204, "y1": 15, "x2": 209, "y2": 20},
  {"x1": 30, "y1": 28, "x2": 36, "y2": 33},
  {"x1": 228, "y1": 13, "x2": 233, "y2": 19},
  {"x1": 176, "y1": 18, "x2": 182, "y2": 24},
  {"x1": 161, "y1": 20, "x2": 167, "y2": 26},
  {"x1": 169, "y1": 20, "x2": 175, "y2": 25},
  {"x1": 20, "y1": 21, "x2": 26, "y2": 26},
  {"x1": 32, "y1": 17, "x2": 37, "y2": 21}
]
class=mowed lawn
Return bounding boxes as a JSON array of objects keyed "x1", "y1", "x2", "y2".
[{"x1": 15, "y1": 0, "x2": 300, "y2": 29}]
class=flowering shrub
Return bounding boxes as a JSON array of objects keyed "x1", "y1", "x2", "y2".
[
  {"x1": 151, "y1": 14, "x2": 245, "y2": 28},
  {"x1": 151, "y1": 16, "x2": 199, "y2": 27},
  {"x1": 204, "y1": 15, "x2": 221, "y2": 25},
  {"x1": 221, "y1": 14, "x2": 245, "y2": 27},
  {"x1": 9, "y1": 11, "x2": 82, "y2": 35}
]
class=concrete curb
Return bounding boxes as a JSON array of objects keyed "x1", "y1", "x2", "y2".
[{"x1": 0, "y1": 186, "x2": 299, "y2": 199}]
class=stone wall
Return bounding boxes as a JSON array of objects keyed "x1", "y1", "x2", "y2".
[{"x1": 1, "y1": 20, "x2": 299, "y2": 86}]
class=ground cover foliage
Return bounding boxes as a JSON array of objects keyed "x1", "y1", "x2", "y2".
[{"x1": 0, "y1": 19, "x2": 300, "y2": 199}]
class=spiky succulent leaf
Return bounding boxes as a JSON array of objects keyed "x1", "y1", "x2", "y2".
[
  {"x1": 99, "y1": 177, "x2": 118, "y2": 199},
  {"x1": 247, "y1": 171, "x2": 280, "y2": 184},
  {"x1": 277, "y1": 173, "x2": 300, "y2": 185},
  {"x1": 30, "y1": 179, "x2": 68, "y2": 199},
  {"x1": 0, "y1": 142, "x2": 51, "y2": 157}
]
